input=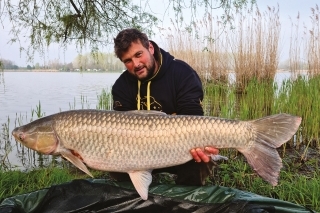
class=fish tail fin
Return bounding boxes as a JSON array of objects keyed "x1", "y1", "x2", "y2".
[{"x1": 238, "y1": 113, "x2": 301, "y2": 186}]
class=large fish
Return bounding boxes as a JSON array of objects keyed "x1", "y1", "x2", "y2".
[{"x1": 12, "y1": 110, "x2": 301, "y2": 200}]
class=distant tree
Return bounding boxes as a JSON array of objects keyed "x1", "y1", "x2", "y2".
[
  {"x1": 0, "y1": 0, "x2": 255, "y2": 61},
  {"x1": 0, "y1": 58, "x2": 19, "y2": 69},
  {"x1": 48, "y1": 59, "x2": 61, "y2": 70},
  {"x1": 64, "y1": 62, "x2": 73, "y2": 71},
  {"x1": 72, "y1": 52, "x2": 124, "y2": 71},
  {"x1": 35, "y1": 63, "x2": 40, "y2": 69},
  {"x1": 27, "y1": 65, "x2": 32, "y2": 69}
]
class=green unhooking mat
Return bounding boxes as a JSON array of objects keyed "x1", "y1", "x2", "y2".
[{"x1": 0, "y1": 179, "x2": 315, "y2": 213}]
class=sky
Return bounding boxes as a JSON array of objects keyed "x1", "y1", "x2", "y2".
[{"x1": 0, "y1": 0, "x2": 318, "y2": 67}]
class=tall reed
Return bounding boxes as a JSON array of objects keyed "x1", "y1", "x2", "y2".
[
  {"x1": 289, "y1": 12, "x2": 306, "y2": 76},
  {"x1": 274, "y1": 76, "x2": 320, "y2": 148},
  {"x1": 229, "y1": 5, "x2": 280, "y2": 92},
  {"x1": 161, "y1": 5, "x2": 281, "y2": 92},
  {"x1": 288, "y1": 4, "x2": 320, "y2": 76},
  {"x1": 97, "y1": 88, "x2": 113, "y2": 110},
  {"x1": 306, "y1": 5, "x2": 320, "y2": 76},
  {"x1": 160, "y1": 14, "x2": 230, "y2": 85}
]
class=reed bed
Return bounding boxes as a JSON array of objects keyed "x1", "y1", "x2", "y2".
[
  {"x1": 160, "y1": 14, "x2": 230, "y2": 84},
  {"x1": 161, "y1": 5, "x2": 281, "y2": 93},
  {"x1": 96, "y1": 88, "x2": 113, "y2": 110},
  {"x1": 229, "y1": 6, "x2": 280, "y2": 92},
  {"x1": 0, "y1": 117, "x2": 11, "y2": 171},
  {"x1": 204, "y1": 76, "x2": 320, "y2": 149},
  {"x1": 289, "y1": 5, "x2": 320, "y2": 77},
  {"x1": 275, "y1": 76, "x2": 320, "y2": 149}
]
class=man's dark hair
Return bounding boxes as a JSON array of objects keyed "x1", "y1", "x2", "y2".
[{"x1": 114, "y1": 28, "x2": 150, "y2": 60}]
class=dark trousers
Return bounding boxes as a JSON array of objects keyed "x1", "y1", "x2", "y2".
[{"x1": 108, "y1": 160, "x2": 214, "y2": 186}]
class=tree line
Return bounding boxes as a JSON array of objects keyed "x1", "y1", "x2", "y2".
[
  {"x1": 1, "y1": 52, "x2": 125, "y2": 72},
  {"x1": 0, "y1": 59, "x2": 19, "y2": 69}
]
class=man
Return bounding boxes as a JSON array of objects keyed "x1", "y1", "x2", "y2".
[{"x1": 111, "y1": 28, "x2": 219, "y2": 185}]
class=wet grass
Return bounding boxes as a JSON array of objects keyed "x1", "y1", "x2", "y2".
[
  {"x1": 0, "y1": 164, "x2": 105, "y2": 202},
  {"x1": 0, "y1": 167, "x2": 74, "y2": 200}
]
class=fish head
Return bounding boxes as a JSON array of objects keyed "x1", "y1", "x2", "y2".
[{"x1": 12, "y1": 118, "x2": 58, "y2": 154}]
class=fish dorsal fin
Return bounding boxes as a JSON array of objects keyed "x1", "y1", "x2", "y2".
[
  {"x1": 126, "y1": 110, "x2": 167, "y2": 116},
  {"x1": 61, "y1": 149, "x2": 93, "y2": 178},
  {"x1": 128, "y1": 170, "x2": 152, "y2": 200}
]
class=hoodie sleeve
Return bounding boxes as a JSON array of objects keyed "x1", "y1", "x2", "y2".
[{"x1": 174, "y1": 60, "x2": 204, "y2": 116}]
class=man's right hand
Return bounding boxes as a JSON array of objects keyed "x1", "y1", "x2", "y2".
[{"x1": 190, "y1": 146, "x2": 219, "y2": 163}]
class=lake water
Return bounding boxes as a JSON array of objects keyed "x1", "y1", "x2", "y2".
[
  {"x1": 0, "y1": 72, "x2": 121, "y2": 170},
  {"x1": 0, "y1": 71, "x2": 296, "y2": 170},
  {"x1": 0, "y1": 72, "x2": 121, "y2": 122}
]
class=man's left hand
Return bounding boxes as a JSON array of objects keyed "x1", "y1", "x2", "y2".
[{"x1": 190, "y1": 147, "x2": 219, "y2": 163}]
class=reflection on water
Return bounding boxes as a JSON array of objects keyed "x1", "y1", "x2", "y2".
[
  {"x1": 0, "y1": 72, "x2": 121, "y2": 170},
  {"x1": 0, "y1": 117, "x2": 11, "y2": 170}
]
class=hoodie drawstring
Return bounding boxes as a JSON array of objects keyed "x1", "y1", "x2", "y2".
[
  {"x1": 137, "y1": 80, "x2": 141, "y2": 110},
  {"x1": 146, "y1": 81, "x2": 151, "y2": 110},
  {"x1": 137, "y1": 80, "x2": 151, "y2": 110},
  {"x1": 136, "y1": 48, "x2": 162, "y2": 111}
]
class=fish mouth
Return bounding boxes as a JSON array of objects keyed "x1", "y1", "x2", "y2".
[{"x1": 12, "y1": 128, "x2": 24, "y2": 142}]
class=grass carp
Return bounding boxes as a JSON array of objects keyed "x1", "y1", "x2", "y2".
[{"x1": 12, "y1": 110, "x2": 301, "y2": 200}]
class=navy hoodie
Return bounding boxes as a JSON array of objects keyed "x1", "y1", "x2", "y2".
[{"x1": 112, "y1": 41, "x2": 204, "y2": 115}]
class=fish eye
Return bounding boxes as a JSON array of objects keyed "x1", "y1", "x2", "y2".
[{"x1": 18, "y1": 133, "x2": 24, "y2": 141}]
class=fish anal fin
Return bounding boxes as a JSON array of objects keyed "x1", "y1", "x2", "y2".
[
  {"x1": 128, "y1": 170, "x2": 152, "y2": 200},
  {"x1": 61, "y1": 149, "x2": 93, "y2": 178}
]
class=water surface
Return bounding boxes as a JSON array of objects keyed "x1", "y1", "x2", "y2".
[{"x1": 0, "y1": 71, "x2": 121, "y2": 169}]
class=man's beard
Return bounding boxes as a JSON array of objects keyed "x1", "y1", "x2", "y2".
[{"x1": 134, "y1": 57, "x2": 156, "y2": 81}]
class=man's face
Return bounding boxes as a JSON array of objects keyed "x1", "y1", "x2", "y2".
[{"x1": 121, "y1": 40, "x2": 157, "y2": 81}]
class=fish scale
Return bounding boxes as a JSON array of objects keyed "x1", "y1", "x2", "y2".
[
  {"x1": 52, "y1": 110, "x2": 251, "y2": 171},
  {"x1": 12, "y1": 109, "x2": 301, "y2": 200}
]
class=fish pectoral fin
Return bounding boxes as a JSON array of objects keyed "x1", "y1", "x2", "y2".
[
  {"x1": 61, "y1": 150, "x2": 93, "y2": 178},
  {"x1": 128, "y1": 170, "x2": 152, "y2": 200}
]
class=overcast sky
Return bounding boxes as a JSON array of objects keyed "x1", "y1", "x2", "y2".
[{"x1": 0, "y1": 0, "x2": 318, "y2": 66}]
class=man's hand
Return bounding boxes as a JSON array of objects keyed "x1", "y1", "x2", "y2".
[{"x1": 190, "y1": 147, "x2": 219, "y2": 163}]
